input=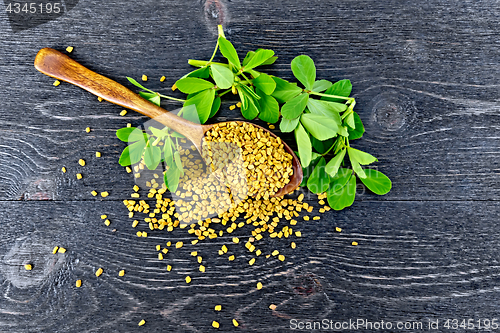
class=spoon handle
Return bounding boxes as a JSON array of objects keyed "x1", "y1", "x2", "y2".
[{"x1": 34, "y1": 48, "x2": 201, "y2": 140}]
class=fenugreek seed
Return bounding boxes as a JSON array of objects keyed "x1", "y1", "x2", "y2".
[
  {"x1": 141, "y1": 231, "x2": 147, "y2": 237},
  {"x1": 142, "y1": 74, "x2": 147, "y2": 81},
  {"x1": 127, "y1": 123, "x2": 132, "y2": 128},
  {"x1": 158, "y1": 253, "x2": 163, "y2": 260},
  {"x1": 136, "y1": 231, "x2": 142, "y2": 237},
  {"x1": 278, "y1": 254, "x2": 285, "y2": 261},
  {"x1": 229, "y1": 105, "x2": 236, "y2": 110},
  {"x1": 167, "y1": 265, "x2": 172, "y2": 271},
  {"x1": 295, "y1": 231, "x2": 302, "y2": 237},
  {"x1": 76, "y1": 173, "x2": 83, "y2": 180},
  {"x1": 257, "y1": 282, "x2": 263, "y2": 290},
  {"x1": 120, "y1": 110, "x2": 127, "y2": 116},
  {"x1": 167, "y1": 241, "x2": 171, "y2": 246},
  {"x1": 91, "y1": 190, "x2": 97, "y2": 196},
  {"x1": 132, "y1": 220, "x2": 139, "y2": 228},
  {"x1": 138, "y1": 319, "x2": 145, "y2": 326},
  {"x1": 191, "y1": 251, "x2": 197, "y2": 256},
  {"x1": 249, "y1": 258, "x2": 256, "y2": 265},
  {"x1": 255, "y1": 249, "x2": 262, "y2": 256},
  {"x1": 352, "y1": 241, "x2": 358, "y2": 246},
  {"x1": 303, "y1": 216, "x2": 310, "y2": 221},
  {"x1": 291, "y1": 242, "x2": 296, "y2": 249},
  {"x1": 129, "y1": 212, "x2": 134, "y2": 218},
  {"x1": 228, "y1": 255, "x2": 235, "y2": 261},
  {"x1": 214, "y1": 305, "x2": 222, "y2": 311},
  {"x1": 160, "y1": 76, "x2": 166, "y2": 82},
  {"x1": 236, "y1": 101, "x2": 242, "y2": 108},
  {"x1": 61, "y1": 167, "x2": 66, "y2": 173},
  {"x1": 191, "y1": 239, "x2": 198, "y2": 245},
  {"x1": 199, "y1": 265, "x2": 205, "y2": 272},
  {"x1": 175, "y1": 241, "x2": 183, "y2": 249},
  {"x1": 156, "y1": 245, "x2": 161, "y2": 251},
  {"x1": 313, "y1": 216, "x2": 320, "y2": 220},
  {"x1": 232, "y1": 237, "x2": 239, "y2": 244},
  {"x1": 212, "y1": 321, "x2": 219, "y2": 328},
  {"x1": 24, "y1": 264, "x2": 32, "y2": 271},
  {"x1": 233, "y1": 319, "x2": 239, "y2": 327},
  {"x1": 52, "y1": 246, "x2": 59, "y2": 254},
  {"x1": 53, "y1": 80, "x2": 60, "y2": 86},
  {"x1": 171, "y1": 83, "x2": 177, "y2": 91},
  {"x1": 76, "y1": 279, "x2": 82, "y2": 287},
  {"x1": 104, "y1": 219, "x2": 111, "y2": 226},
  {"x1": 119, "y1": 270, "x2": 125, "y2": 276},
  {"x1": 95, "y1": 268, "x2": 103, "y2": 277},
  {"x1": 318, "y1": 200, "x2": 325, "y2": 205},
  {"x1": 269, "y1": 304, "x2": 277, "y2": 310},
  {"x1": 78, "y1": 158, "x2": 86, "y2": 166},
  {"x1": 66, "y1": 46, "x2": 74, "y2": 53},
  {"x1": 101, "y1": 214, "x2": 107, "y2": 219},
  {"x1": 272, "y1": 250, "x2": 279, "y2": 256},
  {"x1": 58, "y1": 247, "x2": 67, "y2": 253},
  {"x1": 131, "y1": 193, "x2": 140, "y2": 198},
  {"x1": 335, "y1": 227, "x2": 342, "y2": 232},
  {"x1": 269, "y1": 124, "x2": 275, "y2": 130},
  {"x1": 162, "y1": 248, "x2": 168, "y2": 254},
  {"x1": 125, "y1": 167, "x2": 132, "y2": 173},
  {"x1": 185, "y1": 276, "x2": 191, "y2": 283},
  {"x1": 298, "y1": 193, "x2": 304, "y2": 202},
  {"x1": 97, "y1": 97, "x2": 103, "y2": 102}
]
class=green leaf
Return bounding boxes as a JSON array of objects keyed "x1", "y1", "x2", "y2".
[
  {"x1": 280, "y1": 116, "x2": 300, "y2": 133},
  {"x1": 238, "y1": 84, "x2": 261, "y2": 101},
  {"x1": 281, "y1": 93, "x2": 308, "y2": 119},
  {"x1": 307, "y1": 98, "x2": 347, "y2": 116},
  {"x1": 359, "y1": 169, "x2": 392, "y2": 195},
  {"x1": 163, "y1": 137, "x2": 174, "y2": 167},
  {"x1": 262, "y1": 56, "x2": 278, "y2": 65},
  {"x1": 295, "y1": 123, "x2": 312, "y2": 168},
  {"x1": 183, "y1": 89, "x2": 215, "y2": 124},
  {"x1": 180, "y1": 104, "x2": 201, "y2": 124},
  {"x1": 256, "y1": 89, "x2": 279, "y2": 123},
  {"x1": 210, "y1": 64, "x2": 234, "y2": 89},
  {"x1": 348, "y1": 152, "x2": 366, "y2": 179},
  {"x1": 348, "y1": 112, "x2": 365, "y2": 140},
  {"x1": 127, "y1": 77, "x2": 152, "y2": 92},
  {"x1": 209, "y1": 96, "x2": 221, "y2": 118},
  {"x1": 345, "y1": 111, "x2": 355, "y2": 129},
  {"x1": 175, "y1": 77, "x2": 214, "y2": 94},
  {"x1": 218, "y1": 37, "x2": 241, "y2": 69},
  {"x1": 329, "y1": 168, "x2": 352, "y2": 192},
  {"x1": 149, "y1": 126, "x2": 168, "y2": 139},
  {"x1": 173, "y1": 151, "x2": 184, "y2": 176},
  {"x1": 327, "y1": 173, "x2": 356, "y2": 210},
  {"x1": 138, "y1": 91, "x2": 161, "y2": 106},
  {"x1": 325, "y1": 148, "x2": 346, "y2": 177},
  {"x1": 300, "y1": 113, "x2": 339, "y2": 140},
  {"x1": 321, "y1": 79, "x2": 352, "y2": 103},
  {"x1": 144, "y1": 145, "x2": 162, "y2": 170},
  {"x1": 242, "y1": 51, "x2": 255, "y2": 66},
  {"x1": 311, "y1": 136, "x2": 335, "y2": 154},
  {"x1": 347, "y1": 147, "x2": 378, "y2": 165},
  {"x1": 252, "y1": 73, "x2": 276, "y2": 95},
  {"x1": 164, "y1": 166, "x2": 181, "y2": 192},
  {"x1": 300, "y1": 152, "x2": 322, "y2": 186},
  {"x1": 184, "y1": 66, "x2": 210, "y2": 79},
  {"x1": 307, "y1": 157, "x2": 330, "y2": 194},
  {"x1": 238, "y1": 89, "x2": 260, "y2": 120},
  {"x1": 291, "y1": 55, "x2": 316, "y2": 90},
  {"x1": 271, "y1": 77, "x2": 302, "y2": 103},
  {"x1": 119, "y1": 140, "x2": 146, "y2": 166},
  {"x1": 116, "y1": 127, "x2": 147, "y2": 142},
  {"x1": 244, "y1": 49, "x2": 275, "y2": 71},
  {"x1": 312, "y1": 80, "x2": 332, "y2": 92}
]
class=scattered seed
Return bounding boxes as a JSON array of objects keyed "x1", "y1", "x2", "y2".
[
  {"x1": 142, "y1": 75, "x2": 147, "y2": 81},
  {"x1": 295, "y1": 231, "x2": 302, "y2": 237},
  {"x1": 212, "y1": 321, "x2": 219, "y2": 328},
  {"x1": 58, "y1": 247, "x2": 67, "y2": 253},
  {"x1": 66, "y1": 46, "x2": 73, "y2": 53},
  {"x1": 269, "y1": 124, "x2": 275, "y2": 130},
  {"x1": 76, "y1": 279, "x2": 82, "y2": 287},
  {"x1": 96, "y1": 152, "x2": 101, "y2": 157},
  {"x1": 269, "y1": 304, "x2": 277, "y2": 310},
  {"x1": 272, "y1": 250, "x2": 279, "y2": 256},
  {"x1": 138, "y1": 319, "x2": 145, "y2": 326},
  {"x1": 158, "y1": 253, "x2": 163, "y2": 260},
  {"x1": 125, "y1": 167, "x2": 132, "y2": 173},
  {"x1": 249, "y1": 258, "x2": 256, "y2": 265},
  {"x1": 336, "y1": 227, "x2": 342, "y2": 232},
  {"x1": 167, "y1": 265, "x2": 172, "y2": 271},
  {"x1": 175, "y1": 241, "x2": 183, "y2": 249},
  {"x1": 352, "y1": 241, "x2": 358, "y2": 246},
  {"x1": 303, "y1": 216, "x2": 310, "y2": 221},
  {"x1": 256, "y1": 282, "x2": 263, "y2": 290},
  {"x1": 291, "y1": 242, "x2": 296, "y2": 249},
  {"x1": 232, "y1": 319, "x2": 239, "y2": 327},
  {"x1": 313, "y1": 216, "x2": 320, "y2": 220},
  {"x1": 61, "y1": 167, "x2": 66, "y2": 173},
  {"x1": 97, "y1": 97, "x2": 103, "y2": 102},
  {"x1": 185, "y1": 276, "x2": 191, "y2": 283},
  {"x1": 53, "y1": 80, "x2": 60, "y2": 86},
  {"x1": 76, "y1": 173, "x2": 82, "y2": 180},
  {"x1": 91, "y1": 190, "x2": 97, "y2": 196},
  {"x1": 120, "y1": 110, "x2": 127, "y2": 116},
  {"x1": 95, "y1": 268, "x2": 103, "y2": 277},
  {"x1": 278, "y1": 254, "x2": 285, "y2": 261},
  {"x1": 52, "y1": 246, "x2": 59, "y2": 254},
  {"x1": 228, "y1": 255, "x2": 235, "y2": 261},
  {"x1": 119, "y1": 270, "x2": 125, "y2": 276},
  {"x1": 104, "y1": 219, "x2": 111, "y2": 226},
  {"x1": 24, "y1": 264, "x2": 32, "y2": 271},
  {"x1": 199, "y1": 265, "x2": 205, "y2": 272},
  {"x1": 160, "y1": 76, "x2": 166, "y2": 82}
]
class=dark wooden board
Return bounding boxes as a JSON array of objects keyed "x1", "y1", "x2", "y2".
[{"x1": 0, "y1": 0, "x2": 499, "y2": 331}]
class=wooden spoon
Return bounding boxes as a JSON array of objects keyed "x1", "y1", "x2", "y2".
[{"x1": 34, "y1": 47, "x2": 303, "y2": 197}]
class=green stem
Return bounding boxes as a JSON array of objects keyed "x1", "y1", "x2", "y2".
[
  {"x1": 240, "y1": 72, "x2": 252, "y2": 84},
  {"x1": 217, "y1": 89, "x2": 232, "y2": 98},
  {"x1": 188, "y1": 59, "x2": 228, "y2": 68},
  {"x1": 309, "y1": 91, "x2": 355, "y2": 103},
  {"x1": 157, "y1": 93, "x2": 186, "y2": 103},
  {"x1": 208, "y1": 40, "x2": 219, "y2": 64}
]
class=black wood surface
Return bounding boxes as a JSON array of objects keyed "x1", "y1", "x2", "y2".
[{"x1": 0, "y1": 0, "x2": 499, "y2": 332}]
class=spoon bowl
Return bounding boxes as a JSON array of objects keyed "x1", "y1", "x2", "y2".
[{"x1": 34, "y1": 48, "x2": 303, "y2": 196}]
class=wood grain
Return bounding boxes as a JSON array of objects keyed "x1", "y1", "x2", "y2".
[{"x1": 0, "y1": 0, "x2": 499, "y2": 331}]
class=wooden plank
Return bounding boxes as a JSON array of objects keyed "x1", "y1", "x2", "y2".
[{"x1": 0, "y1": 200, "x2": 499, "y2": 332}]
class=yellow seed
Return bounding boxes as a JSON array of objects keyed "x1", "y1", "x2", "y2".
[
  {"x1": 352, "y1": 241, "x2": 358, "y2": 246},
  {"x1": 214, "y1": 305, "x2": 222, "y2": 311},
  {"x1": 232, "y1": 237, "x2": 239, "y2": 244},
  {"x1": 185, "y1": 276, "x2": 191, "y2": 283},
  {"x1": 191, "y1": 251, "x2": 197, "y2": 256},
  {"x1": 96, "y1": 151, "x2": 101, "y2": 157},
  {"x1": 175, "y1": 241, "x2": 183, "y2": 249},
  {"x1": 52, "y1": 246, "x2": 59, "y2": 254},
  {"x1": 199, "y1": 265, "x2": 205, "y2": 272},
  {"x1": 76, "y1": 279, "x2": 82, "y2": 287},
  {"x1": 303, "y1": 216, "x2": 310, "y2": 221},
  {"x1": 58, "y1": 247, "x2": 67, "y2": 253},
  {"x1": 257, "y1": 282, "x2": 263, "y2": 290},
  {"x1": 66, "y1": 46, "x2": 73, "y2": 53},
  {"x1": 138, "y1": 319, "x2": 145, "y2": 326},
  {"x1": 229, "y1": 105, "x2": 236, "y2": 110},
  {"x1": 236, "y1": 101, "x2": 242, "y2": 108},
  {"x1": 127, "y1": 123, "x2": 132, "y2": 128},
  {"x1": 119, "y1": 270, "x2": 125, "y2": 276},
  {"x1": 129, "y1": 212, "x2": 134, "y2": 218},
  {"x1": 101, "y1": 215, "x2": 107, "y2": 219},
  {"x1": 291, "y1": 242, "x2": 296, "y2": 249},
  {"x1": 269, "y1": 124, "x2": 275, "y2": 130},
  {"x1": 298, "y1": 193, "x2": 304, "y2": 201},
  {"x1": 167, "y1": 265, "x2": 172, "y2": 271},
  {"x1": 171, "y1": 83, "x2": 177, "y2": 91},
  {"x1": 221, "y1": 245, "x2": 228, "y2": 253},
  {"x1": 212, "y1": 321, "x2": 219, "y2": 328},
  {"x1": 133, "y1": 185, "x2": 139, "y2": 192},
  {"x1": 104, "y1": 219, "x2": 111, "y2": 226},
  {"x1": 132, "y1": 220, "x2": 139, "y2": 228},
  {"x1": 249, "y1": 258, "x2": 256, "y2": 265},
  {"x1": 125, "y1": 167, "x2": 132, "y2": 173},
  {"x1": 79, "y1": 159, "x2": 86, "y2": 166},
  {"x1": 162, "y1": 248, "x2": 168, "y2": 254},
  {"x1": 167, "y1": 241, "x2": 171, "y2": 246},
  {"x1": 142, "y1": 74, "x2": 147, "y2": 81},
  {"x1": 120, "y1": 110, "x2": 127, "y2": 116},
  {"x1": 101, "y1": 191, "x2": 109, "y2": 197},
  {"x1": 61, "y1": 167, "x2": 66, "y2": 173},
  {"x1": 95, "y1": 268, "x2": 103, "y2": 277},
  {"x1": 318, "y1": 199, "x2": 325, "y2": 205},
  {"x1": 336, "y1": 227, "x2": 342, "y2": 232},
  {"x1": 24, "y1": 264, "x2": 32, "y2": 271},
  {"x1": 228, "y1": 255, "x2": 235, "y2": 261},
  {"x1": 97, "y1": 97, "x2": 103, "y2": 102},
  {"x1": 76, "y1": 173, "x2": 82, "y2": 180},
  {"x1": 141, "y1": 231, "x2": 147, "y2": 237},
  {"x1": 295, "y1": 231, "x2": 302, "y2": 237},
  {"x1": 191, "y1": 239, "x2": 198, "y2": 245},
  {"x1": 160, "y1": 76, "x2": 166, "y2": 82},
  {"x1": 53, "y1": 80, "x2": 60, "y2": 86},
  {"x1": 255, "y1": 250, "x2": 262, "y2": 256},
  {"x1": 131, "y1": 193, "x2": 140, "y2": 198},
  {"x1": 313, "y1": 216, "x2": 320, "y2": 220},
  {"x1": 278, "y1": 254, "x2": 285, "y2": 261},
  {"x1": 91, "y1": 190, "x2": 97, "y2": 196},
  {"x1": 158, "y1": 253, "x2": 163, "y2": 260},
  {"x1": 156, "y1": 245, "x2": 161, "y2": 251},
  {"x1": 233, "y1": 319, "x2": 239, "y2": 327},
  {"x1": 269, "y1": 304, "x2": 277, "y2": 310}
]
